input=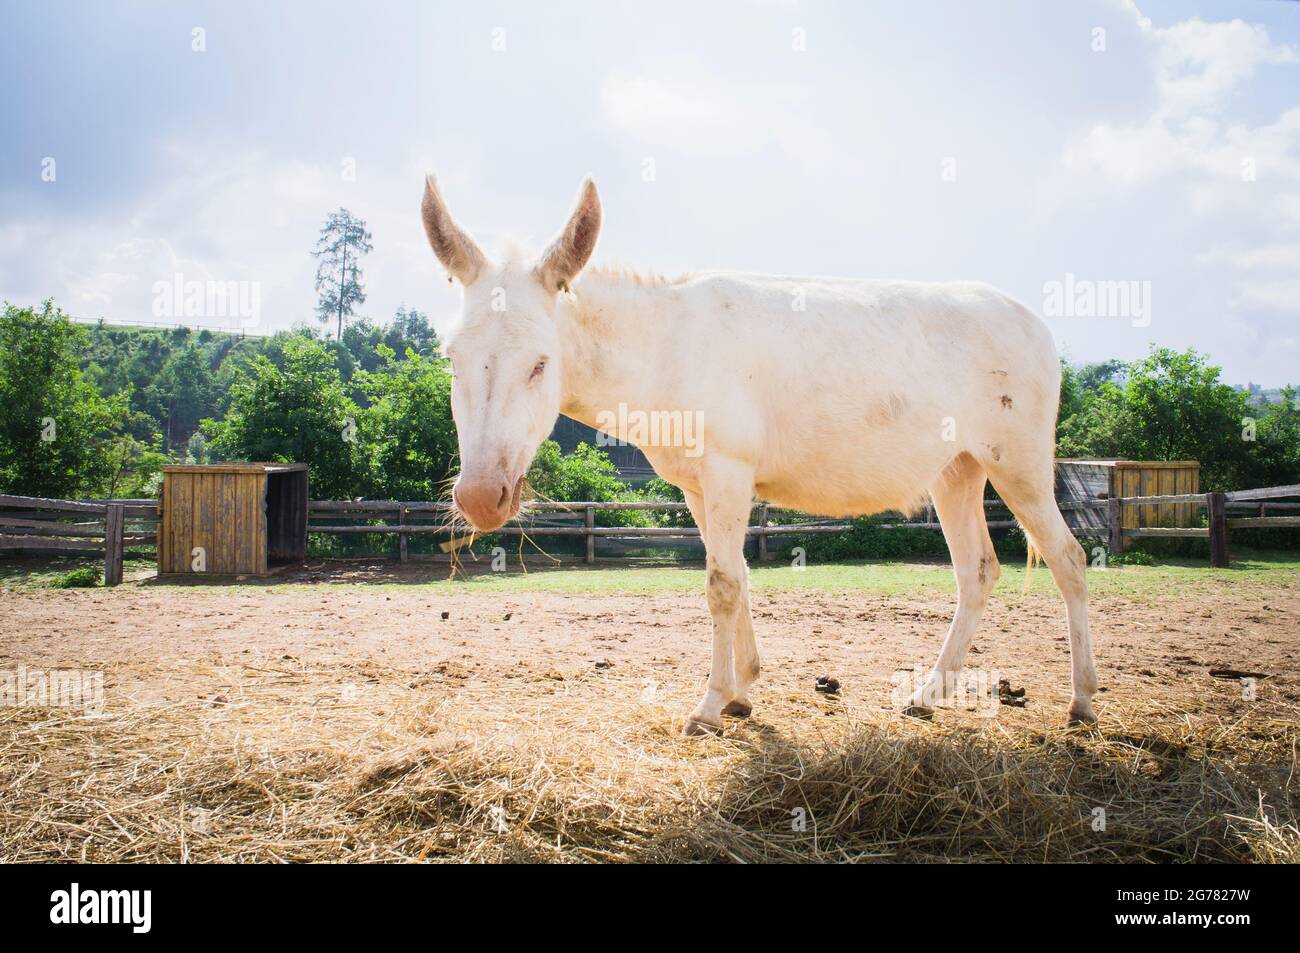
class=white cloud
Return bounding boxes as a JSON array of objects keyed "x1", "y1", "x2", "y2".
[
  {"x1": 0, "y1": 144, "x2": 459, "y2": 335},
  {"x1": 1066, "y1": 4, "x2": 1298, "y2": 187},
  {"x1": 1151, "y1": 16, "x2": 1297, "y2": 118}
]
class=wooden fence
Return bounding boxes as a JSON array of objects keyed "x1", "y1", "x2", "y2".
[
  {"x1": 0, "y1": 495, "x2": 159, "y2": 585},
  {"x1": 1101, "y1": 483, "x2": 1300, "y2": 568},
  {"x1": 2, "y1": 483, "x2": 1297, "y2": 582},
  {"x1": 306, "y1": 485, "x2": 1300, "y2": 569}
]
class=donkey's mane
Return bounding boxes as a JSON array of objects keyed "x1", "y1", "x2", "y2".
[
  {"x1": 584, "y1": 263, "x2": 695, "y2": 288},
  {"x1": 492, "y1": 237, "x2": 692, "y2": 289}
]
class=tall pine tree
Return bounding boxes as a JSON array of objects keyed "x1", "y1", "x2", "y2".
[{"x1": 312, "y1": 209, "x2": 373, "y2": 338}]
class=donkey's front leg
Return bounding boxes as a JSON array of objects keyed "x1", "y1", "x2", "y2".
[{"x1": 684, "y1": 462, "x2": 756, "y2": 737}]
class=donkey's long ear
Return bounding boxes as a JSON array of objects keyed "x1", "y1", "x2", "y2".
[
  {"x1": 422, "y1": 174, "x2": 486, "y2": 285},
  {"x1": 536, "y1": 177, "x2": 602, "y2": 293}
]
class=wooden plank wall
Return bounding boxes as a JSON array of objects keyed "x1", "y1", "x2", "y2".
[
  {"x1": 240, "y1": 471, "x2": 267, "y2": 574},
  {"x1": 1114, "y1": 463, "x2": 1199, "y2": 533},
  {"x1": 160, "y1": 471, "x2": 189, "y2": 572},
  {"x1": 1054, "y1": 462, "x2": 1110, "y2": 534},
  {"x1": 160, "y1": 470, "x2": 267, "y2": 574}
]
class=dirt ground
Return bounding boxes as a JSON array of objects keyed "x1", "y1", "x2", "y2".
[
  {"x1": 1, "y1": 558, "x2": 1298, "y2": 862},
  {"x1": 4, "y1": 560, "x2": 1297, "y2": 716}
]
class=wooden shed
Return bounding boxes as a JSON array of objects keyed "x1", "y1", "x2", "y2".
[
  {"x1": 1055, "y1": 459, "x2": 1200, "y2": 547},
  {"x1": 158, "y1": 463, "x2": 308, "y2": 576}
]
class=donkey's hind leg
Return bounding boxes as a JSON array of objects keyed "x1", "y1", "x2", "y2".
[
  {"x1": 905, "y1": 452, "x2": 1000, "y2": 716},
  {"x1": 986, "y1": 462, "x2": 1098, "y2": 725}
]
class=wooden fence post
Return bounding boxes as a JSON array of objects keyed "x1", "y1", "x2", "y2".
[
  {"x1": 398, "y1": 504, "x2": 408, "y2": 563},
  {"x1": 585, "y1": 505, "x2": 595, "y2": 564},
  {"x1": 1208, "y1": 492, "x2": 1230, "y2": 568},
  {"x1": 757, "y1": 504, "x2": 770, "y2": 562},
  {"x1": 1107, "y1": 497, "x2": 1123, "y2": 558},
  {"x1": 104, "y1": 503, "x2": 124, "y2": 586}
]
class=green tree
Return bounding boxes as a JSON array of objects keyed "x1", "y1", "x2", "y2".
[
  {"x1": 1058, "y1": 347, "x2": 1255, "y2": 489},
  {"x1": 341, "y1": 318, "x2": 386, "y2": 375},
  {"x1": 103, "y1": 434, "x2": 169, "y2": 499},
  {"x1": 1242, "y1": 386, "x2": 1300, "y2": 488},
  {"x1": 1076, "y1": 359, "x2": 1126, "y2": 393},
  {"x1": 387, "y1": 306, "x2": 439, "y2": 357},
  {"x1": 357, "y1": 349, "x2": 458, "y2": 500},
  {"x1": 312, "y1": 208, "x2": 373, "y2": 339},
  {"x1": 1057, "y1": 359, "x2": 1083, "y2": 429},
  {"x1": 203, "y1": 335, "x2": 364, "y2": 498},
  {"x1": 185, "y1": 431, "x2": 211, "y2": 465},
  {"x1": 144, "y1": 342, "x2": 215, "y2": 448},
  {"x1": 0, "y1": 302, "x2": 126, "y2": 497}
]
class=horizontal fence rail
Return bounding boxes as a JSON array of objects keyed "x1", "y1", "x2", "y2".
[
  {"x1": 3, "y1": 481, "x2": 1298, "y2": 577},
  {"x1": 0, "y1": 493, "x2": 160, "y2": 585},
  {"x1": 301, "y1": 485, "x2": 1297, "y2": 568}
]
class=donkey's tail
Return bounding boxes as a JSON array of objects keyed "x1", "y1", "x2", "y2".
[{"x1": 1021, "y1": 534, "x2": 1042, "y2": 593}]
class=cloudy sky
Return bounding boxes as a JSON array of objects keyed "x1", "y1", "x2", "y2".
[{"x1": 1, "y1": 0, "x2": 1297, "y2": 385}]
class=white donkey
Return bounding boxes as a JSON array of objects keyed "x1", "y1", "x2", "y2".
[{"x1": 424, "y1": 174, "x2": 1098, "y2": 736}]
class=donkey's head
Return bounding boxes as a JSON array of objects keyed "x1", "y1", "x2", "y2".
[{"x1": 422, "y1": 174, "x2": 602, "y2": 531}]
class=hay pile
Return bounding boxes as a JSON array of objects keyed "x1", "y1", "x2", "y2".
[{"x1": 1, "y1": 664, "x2": 1295, "y2": 862}]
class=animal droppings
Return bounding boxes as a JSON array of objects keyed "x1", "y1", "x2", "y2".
[
  {"x1": 997, "y1": 678, "x2": 1027, "y2": 707},
  {"x1": 815, "y1": 675, "x2": 841, "y2": 695}
]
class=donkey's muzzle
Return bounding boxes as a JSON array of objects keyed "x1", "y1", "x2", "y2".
[{"x1": 453, "y1": 474, "x2": 523, "y2": 532}]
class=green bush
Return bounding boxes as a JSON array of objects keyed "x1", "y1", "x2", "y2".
[
  {"x1": 50, "y1": 566, "x2": 102, "y2": 588},
  {"x1": 1108, "y1": 549, "x2": 1155, "y2": 566},
  {"x1": 640, "y1": 477, "x2": 695, "y2": 527},
  {"x1": 781, "y1": 516, "x2": 949, "y2": 562}
]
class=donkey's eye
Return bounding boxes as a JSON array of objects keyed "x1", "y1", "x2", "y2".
[{"x1": 529, "y1": 360, "x2": 546, "y2": 383}]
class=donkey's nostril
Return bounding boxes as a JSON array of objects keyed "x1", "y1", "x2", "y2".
[{"x1": 454, "y1": 476, "x2": 516, "y2": 531}]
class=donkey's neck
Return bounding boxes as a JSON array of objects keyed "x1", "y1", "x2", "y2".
[{"x1": 554, "y1": 268, "x2": 677, "y2": 432}]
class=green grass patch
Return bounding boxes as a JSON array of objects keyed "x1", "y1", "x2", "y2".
[
  {"x1": 49, "y1": 566, "x2": 102, "y2": 589},
  {"x1": 257, "y1": 548, "x2": 1300, "y2": 599},
  {"x1": 8, "y1": 549, "x2": 1298, "y2": 600},
  {"x1": 404, "y1": 551, "x2": 1300, "y2": 599}
]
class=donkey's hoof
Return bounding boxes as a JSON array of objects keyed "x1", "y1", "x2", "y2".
[
  {"x1": 902, "y1": 705, "x2": 934, "y2": 721},
  {"x1": 722, "y1": 700, "x2": 752, "y2": 718},
  {"x1": 1066, "y1": 704, "x2": 1098, "y2": 728},
  {"x1": 683, "y1": 718, "x2": 724, "y2": 737}
]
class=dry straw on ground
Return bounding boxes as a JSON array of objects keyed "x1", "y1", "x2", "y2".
[{"x1": 1, "y1": 664, "x2": 1295, "y2": 863}]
